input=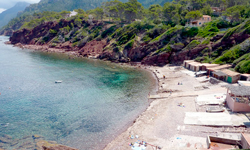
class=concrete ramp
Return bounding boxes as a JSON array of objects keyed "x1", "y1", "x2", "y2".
[
  {"x1": 196, "y1": 93, "x2": 226, "y2": 105},
  {"x1": 184, "y1": 112, "x2": 249, "y2": 126}
]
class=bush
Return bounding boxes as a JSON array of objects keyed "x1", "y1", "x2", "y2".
[
  {"x1": 142, "y1": 24, "x2": 170, "y2": 42},
  {"x1": 101, "y1": 25, "x2": 117, "y2": 38},
  {"x1": 185, "y1": 40, "x2": 200, "y2": 50},
  {"x1": 213, "y1": 45, "x2": 242, "y2": 64},
  {"x1": 201, "y1": 38, "x2": 210, "y2": 45},
  {"x1": 181, "y1": 27, "x2": 199, "y2": 37},
  {"x1": 233, "y1": 53, "x2": 250, "y2": 64},
  {"x1": 124, "y1": 39, "x2": 134, "y2": 50},
  {"x1": 197, "y1": 22, "x2": 219, "y2": 37},
  {"x1": 151, "y1": 25, "x2": 183, "y2": 43},
  {"x1": 235, "y1": 59, "x2": 250, "y2": 73},
  {"x1": 154, "y1": 45, "x2": 172, "y2": 55},
  {"x1": 49, "y1": 29, "x2": 57, "y2": 34}
]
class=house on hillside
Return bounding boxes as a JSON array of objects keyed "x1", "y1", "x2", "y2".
[
  {"x1": 66, "y1": 10, "x2": 78, "y2": 18},
  {"x1": 225, "y1": 85, "x2": 250, "y2": 112},
  {"x1": 211, "y1": 7, "x2": 222, "y2": 16},
  {"x1": 69, "y1": 11, "x2": 78, "y2": 17},
  {"x1": 186, "y1": 15, "x2": 212, "y2": 27}
]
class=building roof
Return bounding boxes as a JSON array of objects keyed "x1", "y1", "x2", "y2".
[
  {"x1": 213, "y1": 71, "x2": 227, "y2": 76},
  {"x1": 189, "y1": 62, "x2": 202, "y2": 66},
  {"x1": 241, "y1": 74, "x2": 250, "y2": 77},
  {"x1": 207, "y1": 64, "x2": 232, "y2": 71},
  {"x1": 221, "y1": 69, "x2": 240, "y2": 77},
  {"x1": 201, "y1": 64, "x2": 220, "y2": 67},
  {"x1": 242, "y1": 133, "x2": 250, "y2": 148},
  {"x1": 238, "y1": 81, "x2": 250, "y2": 86},
  {"x1": 225, "y1": 85, "x2": 250, "y2": 96},
  {"x1": 203, "y1": 15, "x2": 211, "y2": 18},
  {"x1": 184, "y1": 60, "x2": 195, "y2": 63}
]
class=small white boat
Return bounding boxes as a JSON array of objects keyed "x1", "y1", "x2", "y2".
[{"x1": 55, "y1": 80, "x2": 62, "y2": 83}]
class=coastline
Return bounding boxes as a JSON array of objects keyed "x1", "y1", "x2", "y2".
[
  {"x1": 5, "y1": 42, "x2": 233, "y2": 150},
  {"x1": 4, "y1": 42, "x2": 162, "y2": 150}
]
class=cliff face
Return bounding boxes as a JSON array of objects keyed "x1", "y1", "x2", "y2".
[
  {"x1": 9, "y1": 19, "x2": 250, "y2": 71},
  {"x1": 8, "y1": 20, "x2": 212, "y2": 65}
]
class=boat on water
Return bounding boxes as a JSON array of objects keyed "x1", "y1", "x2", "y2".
[{"x1": 55, "y1": 80, "x2": 62, "y2": 83}]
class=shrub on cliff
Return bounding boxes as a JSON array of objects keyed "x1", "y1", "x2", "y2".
[
  {"x1": 235, "y1": 59, "x2": 250, "y2": 73},
  {"x1": 214, "y1": 37, "x2": 250, "y2": 64},
  {"x1": 181, "y1": 27, "x2": 198, "y2": 38},
  {"x1": 233, "y1": 53, "x2": 250, "y2": 73},
  {"x1": 233, "y1": 53, "x2": 250, "y2": 64},
  {"x1": 184, "y1": 40, "x2": 200, "y2": 50},
  {"x1": 150, "y1": 25, "x2": 183, "y2": 43},
  {"x1": 101, "y1": 25, "x2": 117, "y2": 38},
  {"x1": 153, "y1": 45, "x2": 172, "y2": 55},
  {"x1": 197, "y1": 21, "x2": 219, "y2": 37},
  {"x1": 222, "y1": 19, "x2": 250, "y2": 40},
  {"x1": 142, "y1": 24, "x2": 170, "y2": 42},
  {"x1": 124, "y1": 39, "x2": 134, "y2": 50}
]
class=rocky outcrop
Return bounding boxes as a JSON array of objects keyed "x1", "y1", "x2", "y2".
[
  {"x1": 79, "y1": 39, "x2": 107, "y2": 57},
  {"x1": 142, "y1": 52, "x2": 171, "y2": 66}
]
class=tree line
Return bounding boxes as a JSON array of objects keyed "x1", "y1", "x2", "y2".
[
  {"x1": 87, "y1": 0, "x2": 250, "y2": 25},
  {"x1": 2, "y1": 0, "x2": 250, "y2": 31}
]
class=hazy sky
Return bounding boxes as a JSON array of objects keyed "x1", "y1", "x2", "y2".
[{"x1": 0, "y1": 0, "x2": 40, "y2": 9}]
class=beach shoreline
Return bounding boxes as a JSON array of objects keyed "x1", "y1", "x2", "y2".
[
  {"x1": 103, "y1": 65, "x2": 231, "y2": 150},
  {"x1": 4, "y1": 42, "x2": 163, "y2": 150},
  {"x1": 4, "y1": 42, "x2": 236, "y2": 150}
]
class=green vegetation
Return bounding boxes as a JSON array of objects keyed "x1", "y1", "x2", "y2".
[
  {"x1": 197, "y1": 22, "x2": 219, "y2": 37},
  {"x1": 185, "y1": 40, "x2": 200, "y2": 50},
  {"x1": 214, "y1": 37, "x2": 250, "y2": 64}
]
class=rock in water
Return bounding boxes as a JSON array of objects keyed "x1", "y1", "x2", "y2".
[{"x1": 36, "y1": 140, "x2": 79, "y2": 150}]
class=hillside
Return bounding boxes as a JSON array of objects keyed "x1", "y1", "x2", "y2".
[
  {"x1": 7, "y1": 0, "x2": 250, "y2": 73},
  {"x1": 0, "y1": 2, "x2": 30, "y2": 28},
  {"x1": 9, "y1": 17, "x2": 250, "y2": 73},
  {"x1": 0, "y1": 0, "x2": 172, "y2": 35}
]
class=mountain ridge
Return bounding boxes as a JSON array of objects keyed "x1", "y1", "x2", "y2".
[{"x1": 0, "y1": 2, "x2": 30, "y2": 28}]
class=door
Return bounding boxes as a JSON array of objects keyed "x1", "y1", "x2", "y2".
[{"x1": 227, "y1": 76, "x2": 232, "y2": 83}]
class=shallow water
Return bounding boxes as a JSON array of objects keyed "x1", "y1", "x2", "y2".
[{"x1": 0, "y1": 36, "x2": 156, "y2": 149}]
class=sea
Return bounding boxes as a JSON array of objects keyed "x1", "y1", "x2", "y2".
[{"x1": 0, "y1": 36, "x2": 156, "y2": 149}]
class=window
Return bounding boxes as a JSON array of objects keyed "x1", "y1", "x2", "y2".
[
  {"x1": 202, "y1": 18, "x2": 204, "y2": 20},
  {"x1": 208, "y1": 18, "x2": 209, "y2": 21},
  {"x1": 199, "y1": 22, "x2": 201, "y2": 25}
]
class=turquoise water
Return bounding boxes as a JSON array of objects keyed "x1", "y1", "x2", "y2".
[{"x1": 0, "y1": 36, "x2": 156, "y2": 149}]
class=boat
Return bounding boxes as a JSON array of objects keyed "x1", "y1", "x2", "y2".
[{"x1": 55, "y1": 80, "x2": 62, "y2": 83}]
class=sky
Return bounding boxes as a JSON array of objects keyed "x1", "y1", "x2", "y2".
[{"x1": 0, "y1": 0, "x2": 40, "y2": 10}]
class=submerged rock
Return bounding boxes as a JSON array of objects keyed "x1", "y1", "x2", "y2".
[
  {"x1": 36, "y1": 140, "x2": 78, "y2": 150},
  {"x1": 0, "y1": 137, "x2": 12, "y2": 144}
]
